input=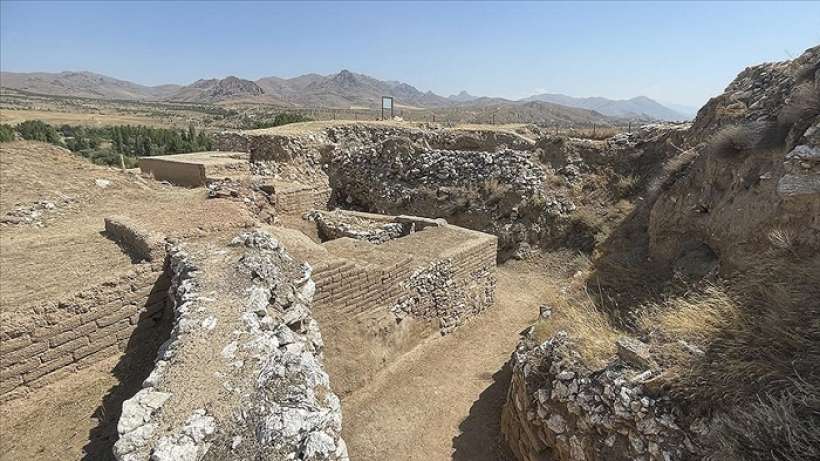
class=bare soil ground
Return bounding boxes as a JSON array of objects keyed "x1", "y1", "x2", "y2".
[
  {"x1": 0, "y1": 141, "x2": 254, "y2": 309},
  {"x1": 0, "y1": 109, "x2": 172, "y2": 128},
  {"x1": 340, "y1": 258, "x2": 561, "y2": 460},
  {"x1": 0, "y1": 142, "x2": 249, "y2": 459}
]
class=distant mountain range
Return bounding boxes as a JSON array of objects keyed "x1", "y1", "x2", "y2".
[
  {"x1": 0, "y1": 70, "x2": 692, "y2": 121},
  {"x1": 520, "y1": 93, "x2": 690, "y2": 121},
  {"x1": 0, "y1": 71, "x2": 182, "y2": 100}
]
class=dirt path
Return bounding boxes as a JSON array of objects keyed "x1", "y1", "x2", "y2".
[{"x1": 341, "y1": 260, "x2": 549, "y2": 461}]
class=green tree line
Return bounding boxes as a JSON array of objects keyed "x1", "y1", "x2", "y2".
[{"x1": 0, "y1": 120, "x2": 214, "y2": 167}]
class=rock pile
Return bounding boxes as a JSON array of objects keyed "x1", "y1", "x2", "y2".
[
  {"x1": 305, "y1": 209, "x2": 408, "y2": 244},
  {"x1": 1, "y1": 197, "x2": 74, "y2": 226},
  {"x1": 113, "y1": 231, "x2": 347, "y2": 460},
  {"x1": 392, "y1": 259, "x2": 496, "y2": 334},
  {"x1": 502, "y1": 331, "x2": 704, "y2": 461}
]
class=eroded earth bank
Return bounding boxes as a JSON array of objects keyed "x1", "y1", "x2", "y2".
[{"x1": 1, "y1": 45, "x2": 818, "y2": 461}]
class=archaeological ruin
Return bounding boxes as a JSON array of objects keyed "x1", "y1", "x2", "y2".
[{"x1": 1, "y1": 45, "x2": 818, "y2": 461}]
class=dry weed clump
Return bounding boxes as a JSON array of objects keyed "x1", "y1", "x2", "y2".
[
  {"x1": 712, "y1": 377, "x2": 820, "y2": 461},
  {"x1": 532, "y1": 279, "x2": 620, "y2": 367},
  {"x1": 638, "y1": 254, "x2": 820, "y2": 460},
  {"x1": 611, "y1": 173, "x2": 640, "y2": 198},
  {"x1": 640, "y1": 284, "x2": 739, "y2": 347}
]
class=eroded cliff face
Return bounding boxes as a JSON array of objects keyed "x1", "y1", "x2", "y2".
[
  {"x1": 503, "y1": 45, "x2": 820, "y2": 461},
  {"x1": 649, "y1": 45, "x2": 820, "y2": 275}
]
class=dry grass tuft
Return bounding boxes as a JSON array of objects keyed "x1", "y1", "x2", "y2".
[
  {"x1": 532, "y1": 280, "x2": 620, "y2": 367},
  {"x1": 611, "y1": 173, "x2": 640, "y2": 198},
  {"x1": 712, "y1": 377, "x2": 820, "y2": 461},
  {"x1": 709, "y1": 125, "x2": 760, "y2": 158},
  {"x1": 639, "y1": 254, "x2": 820, "y2": 408},
  {"x1": 640, "y1": 284, "x2": 739, "y2": 346},
  {"x1": 767, "y1": 226, "x2": 798, "y2": 253}
]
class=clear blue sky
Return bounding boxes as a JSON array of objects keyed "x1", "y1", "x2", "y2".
[{"x1": 2, "y1": 1, "x2": 819, "y2": 107}]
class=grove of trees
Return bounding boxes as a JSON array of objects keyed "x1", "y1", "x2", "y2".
[{"x1": 1, "y1": 120, "x2": 215, "y2": 167}]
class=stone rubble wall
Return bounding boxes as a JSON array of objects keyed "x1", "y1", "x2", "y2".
[
  {"x1": 501, "y1": 332, "x2": 705, "y2": 461},
  {"x1": 306, "y1": 209, "x2": 410, "y2": 244},
  {"x1": 392, "y1": 232, "x2": 497, "y2": 333},
  {"x1": 326, "y1": 135, "x2": 545, "y2": 253},
  {"x1": 0, "y1": 263, "x2": 169, "y2": 402},
  {"x1": 213, "y1": 132, "x2": 250, "y2": 154},
  {"x1": 114, "y1": 231, "x2": 348, "y2": 460}
]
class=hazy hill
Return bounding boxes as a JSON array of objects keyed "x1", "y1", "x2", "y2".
[
  {"x1": 520, "y1": 93, "x2": 688, "y2": 121},
  {"x1": 0, "y1": 71, "x2": 180, "y2": 100},
  {"x1": 425, "y1": 99, "x2": 618, "y2": 126},
  {"x1": 448, "y1": 90, "x2": 481, "y2": 103},
  {"x1": 166, "y1": 76, "x2": 268, "y2": 103},
  {"x1": 257, "y1": 70, "x2": 453, "y2": 108},
  {"x1": 0, "y1": 69, "x2": 684, "y2": 122}
]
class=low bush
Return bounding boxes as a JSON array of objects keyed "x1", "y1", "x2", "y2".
[
  {"x1": 0, "y1": 124, "x2": 15, "y2": 142},
  {"x1": 248, "y1": 112, "x2": 313, "y2": 129},
  {"x1": 16, "y1": 120, "x2": 62, "y2": 144}
]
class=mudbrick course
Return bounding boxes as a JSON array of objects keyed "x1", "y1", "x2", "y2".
[{"x1": 0, "y1": 217, "x2": 169, "y2": 402}]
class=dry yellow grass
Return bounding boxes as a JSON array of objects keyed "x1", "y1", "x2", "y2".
[
  {"x1": 0, "y1": 109, "x2": 171, "y2": 127},
  {"x1": 640, "y1": 284, "x2": 739, "y2": 346},
  {"x1": 531, "y1": 279, "x2": 620, "y2": 366}
]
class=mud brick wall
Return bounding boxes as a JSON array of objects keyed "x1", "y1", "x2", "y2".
[
  {"x1": 105, "y1": 215, "x2": 165, "y2": 262},
  {"x1": 311, "y1": 257, "x2": 413, "y2": 319},
  {"x1": 0, "y1": 263, "x2": 169, "y2": 402},
  {"x1": 275, "y1": 185, "x2": 332, "y2": 215}
]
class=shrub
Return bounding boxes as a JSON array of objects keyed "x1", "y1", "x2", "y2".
[
  {"x1": 0, "y1": 124, "x2": 15, "y2": 142},
  {"x1": 76, "y1": 148, "x2": 138, "y2": 168},
  {"x1": 249, "y1": 112, "x2": 313, "y2": 129},
  {"x1": 16, "y1": 120, "x2": 62, "y2": 145}
]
